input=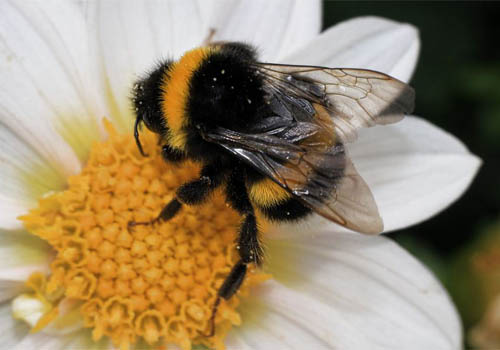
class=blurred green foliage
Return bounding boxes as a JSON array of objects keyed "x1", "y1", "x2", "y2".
[{"x1": 449, "y1": 221, "x2": 500, "y2": 329}]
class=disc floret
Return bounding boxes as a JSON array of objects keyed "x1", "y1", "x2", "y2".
[{"x1": 18, "y1": 120, "x2": 269, "y2": 350}]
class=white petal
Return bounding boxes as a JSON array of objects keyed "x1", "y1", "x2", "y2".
[
  {"x1": 211, "y1": 0, "x2": 321, "y2": 61},
  {"x1": 229, "y1": 232, "x2": 461, "y2": 349},
  {"x1": 0, "y1": 125, "x2": 65, "y2": 230},
  {"x1": 87, "y1": 0, "x2": 211, "y2": 131},
  {"x1": 0, "y1": 0, "x2": 105, "y2": 174},
  {"x1": 283, "y1": 16, "x2": 420, "y2": 82},
  {"x1": 0, "y1": 232, "x2": 51, "y2": 301},
  {"x1": 349, "y1": 116, "x2": 481, "y2": 232},
  {"x1": 11, "y1": 332, "x2": 68, "y2": 350},
  {"x1": 11, "y1": 328, "x2": 110, "y2": 350},
  {"x1": 0, "y1": 281, "x2": 26, "y2": 305},
  {"x1": 0, "y1": 302, "x2": 30, "y2": 350}
]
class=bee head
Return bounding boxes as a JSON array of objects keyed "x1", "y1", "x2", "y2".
[{"x1": 132, "y1": 61, "x2": 171, "y2": 156}]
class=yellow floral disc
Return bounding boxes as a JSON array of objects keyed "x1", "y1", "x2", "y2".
[{"x1": 19, "y1": 120, "x2": 270, "y2": 350}]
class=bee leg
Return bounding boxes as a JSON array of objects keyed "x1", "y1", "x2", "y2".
[
  {"x1": 128, "y1": 198, "x2": 182, "y2": 228},
  {"x1": 204, "y1": 168, "x2": 263, "y2": 337},
  {"x1": 128, "y1": 163, "x2": 223, "y2": 228},
  {"x1": 204, "y1": 215, "x2": 262, "y2": 336},
  {"x1": 205, "y1": 260, "x2": 247, "y2": 337},
  {"x1": 225, "y1": 169, "x2": 263, "y2": 265}
]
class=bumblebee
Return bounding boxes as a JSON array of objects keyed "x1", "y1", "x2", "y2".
[{"x1": 131, "y1": 42, "x2": 414, "y2": 335}]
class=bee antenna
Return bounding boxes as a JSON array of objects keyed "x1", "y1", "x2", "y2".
[{"x1": 134, "y1": 116, "x2": 148, "y2": 157}]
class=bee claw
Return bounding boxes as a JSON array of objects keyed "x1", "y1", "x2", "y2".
[
  {"x1": 198, "y1": 320, "x2": 216, "y2": 338},
  {"x1": 127, "y1": 221, "x2": 137, "y2": 231},
  {"x1": 197, "y1": 296, "x2": 221, "y2": 338}
]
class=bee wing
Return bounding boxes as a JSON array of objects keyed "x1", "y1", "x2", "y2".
[
  {"x1": 314, "y1": 156, "x2": 383, "y2": 234},
  {"x1": 254, "y1": 63, "x2": 415, "y2": 142},
  {"x1": 204, "y1": 124, "x2": 383, "y2": 234},
  {"x1": 202, "y1": 63, "x2": 412, "y2": 234}
]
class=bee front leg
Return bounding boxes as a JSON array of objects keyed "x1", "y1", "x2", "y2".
[
  {"x1": 128, "y1": 197, "x2": 183, "y2": 228},
  {"x1": 204, "y1": 168, "x2": 263, "y2": 337},
  {"x1": 128, "y1": 163, "x2": 223, "y2": 228}
]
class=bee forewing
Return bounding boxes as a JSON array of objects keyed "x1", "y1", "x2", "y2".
[{"x1": 256, "y1": 64, "x2": 415, "y2": 143}]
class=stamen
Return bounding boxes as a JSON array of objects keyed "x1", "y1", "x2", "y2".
[{"x1": 19, "y1": 120, "x2": 270, "y2": 350}]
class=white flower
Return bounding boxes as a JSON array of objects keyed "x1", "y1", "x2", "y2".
[{"x1": 0, "y1": 1, "x2": 480, "y2": 349}]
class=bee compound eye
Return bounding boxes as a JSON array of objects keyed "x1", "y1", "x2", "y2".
[{"x1": 142, "y1": 112, "x2": 159, "y2": 133}]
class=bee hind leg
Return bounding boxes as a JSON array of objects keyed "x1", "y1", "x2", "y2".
[{"x1": 203, "y1": 168, "x2": 263, "y2": 337}]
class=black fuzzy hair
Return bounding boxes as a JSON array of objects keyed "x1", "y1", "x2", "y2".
[
  {"x1": 186, "y1": 43, "x2": 265, "y2": 132},
  {"x1": 132, "y1": 60, "x2": 171, "y2": 135},
  {"x1": 178, "y1": 43, "x2": 268, "y2": 162}
]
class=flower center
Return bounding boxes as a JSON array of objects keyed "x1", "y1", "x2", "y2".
[{"x1": 18, "y1": 120, "x2": 269, "y2": 350}]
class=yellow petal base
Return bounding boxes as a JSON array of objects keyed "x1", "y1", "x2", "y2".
[{"x1": 19, "y1": 120, "x2": 270, "y2": 350}]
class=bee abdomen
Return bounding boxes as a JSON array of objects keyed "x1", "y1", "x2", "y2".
[
  {"x1": 257, "y1": 197, "x2": 313, "y2": 222},
  {"x1": 248, "y1": 178, "x2": 312, "y2": 222}
]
